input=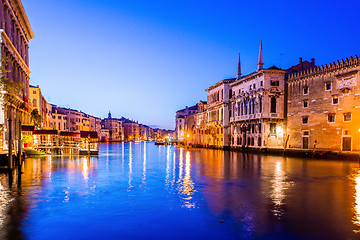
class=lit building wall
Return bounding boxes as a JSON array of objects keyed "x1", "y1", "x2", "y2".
[{"x1": 287, "y1": 56, "x2": 360, "y2": 151}]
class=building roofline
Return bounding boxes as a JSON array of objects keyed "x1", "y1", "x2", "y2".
[
  {"x1": 11, "y1": 0, "x2": 34, "y2": 39},
  {"x1": 205, "y1": 78, "x2": 236, "y2": 92},
  {"x1": 288, "y1": 55, "x2": 360, "y2": 81},
  {"x1": 231, "y1": 68, "x2": 286, "y2": 87}
]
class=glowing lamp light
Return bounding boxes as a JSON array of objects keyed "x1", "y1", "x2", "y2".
[{"x1": 187, "y1": 134, "x2": 190, "y2": 138}]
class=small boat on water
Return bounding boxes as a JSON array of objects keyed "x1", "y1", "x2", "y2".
[{"x1": 155, "y1": 139, "x2": 166, "y2": 145}]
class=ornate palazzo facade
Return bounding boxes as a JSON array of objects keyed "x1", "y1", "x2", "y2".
[
  {"x1": 0, "y1": 0, "x2": 34, "y2": 150},
  {"x1": 230, "y1": 68, "x2": 286, "y2": 149}
]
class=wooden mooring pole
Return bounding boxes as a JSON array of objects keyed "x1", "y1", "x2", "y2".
[
  {"x1": 18, "y1": 120, "x2": 22, "y2": 168},
  {"x1": 8, "y1": 117, "x2": 12, "y2": 170}
]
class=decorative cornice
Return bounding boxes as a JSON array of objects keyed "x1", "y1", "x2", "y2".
[
  {"x1": 205, "y1": 78, "x2": 235, "y2": 92},
  {"x1": 231, "y1": 69, "x2": 286, "y2": 87},
  {"x1": 9, "y1": 0, "x2": 34, "y2": 39}
]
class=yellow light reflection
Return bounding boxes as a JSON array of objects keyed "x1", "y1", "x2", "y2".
[
  {"x1": 0, "y1": 181, "x2": 11, "y2": 228},
  {"x1": 179, "y1": 148, "x2": 184, "y2": 180},
  {"x1": 177, "y1": 151, "x2": 196, "y2": 208},
  {"x1": 270, "y1": 161, "x2": 292, "y2": 218},
  {"x1": 82, "y1": 157, "x2": 90, "y2": 180},
  {"x1": 129, "y1": 142, "x2": 133, "y2": 187},
  {"x1": 142, "y1": 142, "x2": 147, "y2": 183},
  {"x1": 352, "y1": 170, "x2": 360, "y2": 231},
  {"x1": 166, "y1": 145, "x2": 171, "y2": 185}
]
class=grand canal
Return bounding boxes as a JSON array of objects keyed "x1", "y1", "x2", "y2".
[{"x1": 0, "y1": 142, "x2": 360, "y2": 239}]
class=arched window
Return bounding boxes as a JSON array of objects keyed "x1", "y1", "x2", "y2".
[{"x1": 270, "y1": 97, "x2": 277, "y2": 113}]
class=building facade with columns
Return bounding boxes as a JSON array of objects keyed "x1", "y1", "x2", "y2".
[
  {"x1": 230, "y1": 43, "x2": 287, "y2": 149},
  {"x1": 0, "y1": 0, "x2": 34, "y2": 150},
  {"x1": 205, "y1": 78, "x2": 233, "y2": 147}
]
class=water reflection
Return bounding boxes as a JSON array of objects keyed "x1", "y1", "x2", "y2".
[
  {"x1": 352, "y1": 169, "x2": 360, "y2": 231},
  {"x1": 0, "y1": 144, "x2": 359, "y2": 240},
  {"x1": 270, "y1": 160, "x2": 293, "y2": 218},
  {"x1": 82, "y1": 157, "x2": 89, "y2": 180},
  {"x1": 177, "y1": 150, "x2": 196, "y2": 208},
  {"x1": 128, "y1": 142, "x2": 133, "y2": 188},
  {"x1": 142, "y1": 142, "x2": 147, "y2": 183}
]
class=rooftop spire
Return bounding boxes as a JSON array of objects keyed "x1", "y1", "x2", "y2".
[
  {"x1": 237, "y1": 53, "x2": 241, "y2": 80},
  {"x1": 257, "y1": 40, "x2": 264, "y2": 71},
  {"x1": 108, "y1": 111, "x2": 112, "y2": 119}
]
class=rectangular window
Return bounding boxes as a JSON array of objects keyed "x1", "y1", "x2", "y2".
[
  {"x1": 271, "y1": 80, "x2": 279, "y2": 86},
  {"x1": 343, "y1": 130, "x2": 351, "y2": 136},
  {"x1": 332, "y1": 97, "x2": 339, "y2": 105},
  {"x1": 303, "y1": 86, "x2": 309, "y2": 95},
  {"x1": 325, "y1": 82, "x2": 332, "y2": 91},
  {"x1": 328, "y1": 113, "x2": 335, "y2": 123},
  {"x1": 260, "y1": 81, "x2": 263, "y2": 87},
  {"x1": 343, "y1": 112, "x2": 352, "y2": 122},
  {"x1": 303, "y1": 100, "x2": 308, "y2": 108},
  {"x1": 270, "y1": 123, "x2": 276, "y2": 134},
  {"x1": 258, "y1": 123, "x2": 262, "y2": 133},
  {"x1": 253, "y1": 84, "x2": 256, "y2": 89},
  {"x1": 303, "y1": 130, "x2": 309, "y2": 136},
  {"x1": 302, "y1": 116, "x2": 309, "y2": 124}
]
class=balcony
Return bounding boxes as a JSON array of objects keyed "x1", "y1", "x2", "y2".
[{"x1": 230, "y1": 113, "x2": 282, "y2": 122}]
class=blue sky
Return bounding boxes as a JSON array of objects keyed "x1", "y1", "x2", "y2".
[{"x1": 22, "y1": 0, "x2": 360, "y2": 129}]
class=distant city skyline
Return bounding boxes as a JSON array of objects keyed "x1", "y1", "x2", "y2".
[{"x1": 22, "y1": 0, "x2": 360, "y2": 129}]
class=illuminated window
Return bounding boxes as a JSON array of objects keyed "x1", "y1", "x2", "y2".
[
  {"x1": 303, "y1": 86, "x2": 309, "y2": 95},
  {"x1": 303, "y1": 100, "x2": 308, "y2": 108},
  {"x1": 327, "y1": 113, "x2": 335, "y2": 123},
  {"x1": 343, "y1": 112, "x2": 352, "y2": 122},
  {"x1": 332, "y1": 97, "x2": 339, "y2": 105},
  {"x1": 325, "y1": 82, "x2": 332, "y2": 91},
  {"x1": 270, "y1": 123, "x2": 276, "y2": 134},
  {"x1": 271, "y1": 80, "x2": 279, "y2": 86},
  {"x1": 302, "y1": 116, "x2": 309, "y2": 124}
]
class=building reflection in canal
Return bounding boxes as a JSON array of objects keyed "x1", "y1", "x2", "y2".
[
  {"x1": 352, "y1": 169, "x2": 360, "y2": 231},
  {"x1": 1, "y1": 143, "x2": 360, "y2": 239}
]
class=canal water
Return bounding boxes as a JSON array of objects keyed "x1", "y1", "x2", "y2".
[{"x1": 0, "y1": 142, "x2": 360, "y2": 240}]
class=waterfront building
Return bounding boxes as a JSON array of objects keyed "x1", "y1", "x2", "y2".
[
  {"x1": 101, "y1": 112, "x2": 124, "y2": 141},
  {"x1": 205, "y1": 77, "x2": 233, "y2": 147},
  {"x1": 66, "y1": 109, "x2": 83, "y2": 132},
  {"x1": 89, "y1": 115, "x2": 102, "y2": 140},
  {"x1": 121, "y1": 117, "x2": 140, "y2": 141},
  {"x1": 175, "y1": 105, "x2": 198, "y2": 143},
  {"x1": 100, "y1": 128, "x2": 110, "y2": 142},
  {"x1": 139, "y1": 124, "x2": 154, "y2": 141},
  {"x1": 0, "y1": 0, "x2": 34, "y2": 150},
  {"x1": 51, "y1": 105, "x2": 68, "y2": 131},
  {"x1": 287, "y1": 55, "x2": 360, "y2": 152},
  {"x1": 192, "y1": 101, "x2": 207, "y2": 145},
  {"x1": 229, "y1": 43, "x2": 287, "y2": 149},
  {"x1": 29, "y1": 85, "x2": 52, "y2": 129}
]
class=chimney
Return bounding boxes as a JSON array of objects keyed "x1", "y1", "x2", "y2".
[
  {"x1": 299, "y1": 58, "x2": 303, "y2": 64},
  {"x1": 311, "y1": 58, "x2": 315, "y2": 66}
]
